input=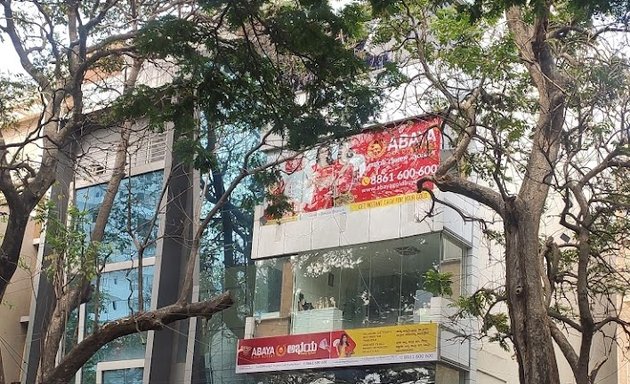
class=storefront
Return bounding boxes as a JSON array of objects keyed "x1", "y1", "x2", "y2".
[
  {"x1": 252, "y1": 233, "x2": 463, "y2": 334},
  {"x1": 234, "y1": 117, "x2": 471, "y2": 383},
  {"x1": 236, "y1": 233, "x2": 468, "y2": 383}
]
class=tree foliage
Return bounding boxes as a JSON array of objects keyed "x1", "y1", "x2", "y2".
[
  {"x1": 358, "y1": 0, "x2": 630, "y2": 383},
  {"x1": 0, "y1": 0, "x2": 380, "y2": 383}
]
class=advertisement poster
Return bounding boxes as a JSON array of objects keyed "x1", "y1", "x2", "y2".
[
  {"x1": 236, "y1": 323, "x2": 438, "y2": 373},
  {"x1": 264, "y1": 118, "x2": 442, "y2": 223}
]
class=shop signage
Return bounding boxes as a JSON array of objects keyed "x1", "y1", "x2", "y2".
[
  {"x1": 235, "y1": 323, "x2": 438, "y2": 373},
  {"x1": 263, "y1": 117, "x2": 442, "y2": 223}
]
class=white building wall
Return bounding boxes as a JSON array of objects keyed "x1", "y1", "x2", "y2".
[{"x1": 252, "y1": 190, "x2": 485, "y2": 260}]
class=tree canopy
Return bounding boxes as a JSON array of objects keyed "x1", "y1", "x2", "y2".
[
  {"x1": 0, "y1": 0, "x2": 381, "y2": 383},
  {"x1": 3, "y1": 0, "x2": 630, "y2": 383},
  {"x1": 359, "y1": 0, "x2": 630, "y2": 383}
]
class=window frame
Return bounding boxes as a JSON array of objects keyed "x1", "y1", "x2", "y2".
[
  {"x1": 95, "y1": 359, "x2": 144, "y2": 384},
  {"x1": 71, "y1": 170, "x2": 164, "y2": 384}
]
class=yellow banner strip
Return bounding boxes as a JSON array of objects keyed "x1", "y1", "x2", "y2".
[{"x1": 348, "y1": 192, "x2": 430, "y2": 211}]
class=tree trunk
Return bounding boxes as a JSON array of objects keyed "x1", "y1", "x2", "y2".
[
  {"x1": 504, "y1": 202, "x2": 560, "y2": 384},
  {"x1": 576, "y1": 333, "x2": 594, "y2": 384},
  {"x1": 0, "y1": 347, "x2": 5, "y2": 384},
  {"x1": 0, "y1": 208, "x2": 29, "y2": 298}
]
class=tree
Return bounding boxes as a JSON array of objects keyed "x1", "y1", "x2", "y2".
[
  {"x1": 360, "y1": 0, "x2": 630, "y2": 383},
  {"x1": 0, "y1": 0, "x2": 379, "y2": 383}
]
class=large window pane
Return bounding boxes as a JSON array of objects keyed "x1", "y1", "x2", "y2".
[
  {"x1": 75, "y1": 171, "x2": 163, "y2": 264},
  {"x1": 89, "y1": 267, "x2": 154, "y2": 325},
  {"x1": 102, "y1": 367, "x2": 143, "y2": 384},
  {"x1": 81, "y1": 334, "x2": 147, "y2": 384},
  {"x1": 441, "y1": 236, "x2": 465, "y2": 298},
  {"x1": 81, "y1": 266, "x2": 153, "y2": 384},
  {"x1": 368, "y1": 246, "x2": 402, "y2": 326},
  {"x1": 337, "y1": 250, "x2": 370, "y2": 329},
  {"x1": 253, "y1": 234, "x2": 442, "y2": 338},
  {"x1": 253, "y1": 259, "x2": 284, "y2": 316}
]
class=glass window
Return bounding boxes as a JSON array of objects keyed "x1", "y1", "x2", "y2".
[
  {"x1": 368, "y1": 246, "x2": 402, "y2": 326},
  {"x1": 102, "y1": 368, "x2": 143, "y2": 384},
  {"x1": 441, "y1": 235, "x2": 466, "y2": 298},
  {"x1": 253, "y1": 234, "x2": 442, "y2": 336},
  {"x1": 92, "y1": 267, "x2": 154, "y2": 324},
  {"x1": 63, "y1": 308, "x2": 79, "y2": 354},
  {"x1": 253, "y1": 259, "x2": 284, "y2": 317},
  {"x1": 84, "y1": 267, "x2": 153, "y2": 364},
  {"x1": 442, "y1": 237, "x2": 464, "y2": 261},
  {"x1": 81, "y1": 266, "x2": 153, "y2": 383},
  {"x1": 75, "y1": 171, "x2": 163, "y2": 264},
  {"x1": 76, "y1": 172, "x2": 162, "y2": 383},
  {"x1": 81, "y1": 334, "x2": 147, "y2": 384}
]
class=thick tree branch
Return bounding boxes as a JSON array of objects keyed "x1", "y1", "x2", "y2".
[
  {"x1": 549, "y1": 322, "x2": 578, "y2": 373},
  {"x1": 418, "y1": 173, "x2": 506, "y2": 218},
  {"x1": 42, "y1": 292, "x2": 233, "y2": 384}
]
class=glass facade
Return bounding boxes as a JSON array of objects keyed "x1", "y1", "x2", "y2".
[
  {"x1": 73, "y1": 171, "x2": 163, "y2": 384},
  {"x1": 75, "y1": 171, "x2": 163, "y2": 264},
  {"x1": 102, "y1": 368, "x2": 143, "y2": 384},
  {"x1": 82, "y1": 266, "x2": 153, "y2": 380},
  {"x1": 194, "y1": 236, "x2": 257, "y2": 384},
  {"x1": 90, "y1": 268, "x2": 154, "y2": 325},
  {"x1": 193, "y1": 128, "x2": 265, "y2": 384},
  {"x1": 226, "y1": 233, "x2": 468, "y2": 384},
  {"x1": 252, "y1": 233, "x2": 465, "y2": 335}
]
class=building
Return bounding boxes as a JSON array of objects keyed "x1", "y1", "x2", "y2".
[
  {"x1": 229, "y1": 116, "x2": 520, "y2": 384},
  {"x1": 6, "y1": 104, "x2": 629, "y2": 383},
  {"x1": 2, "y1": 45, "x2": 625, "y2": 384},
  {"x1": 0, "y1": 211, "x2": 38, "y2": 384},
  {"x1": 20, "y1": 121, "x2": 171, "y2": 384},
  {"x1": 0, "y1": 114, "x2": 53, "y2": 384},
  {"x1": 5, "y1": 106, "x2": 512, "y2": 383}
]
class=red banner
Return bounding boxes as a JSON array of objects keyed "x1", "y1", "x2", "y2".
[
  {"x1": 265, "y1": 118, "x2": 441, "y2": 221},
  {"x1": 237, "y1": 331, "x2": 332, "y2": 366}
]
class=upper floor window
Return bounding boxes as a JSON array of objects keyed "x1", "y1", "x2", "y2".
[{"x1": 75, "y1": 171, "x2": 163, "y2": 264}]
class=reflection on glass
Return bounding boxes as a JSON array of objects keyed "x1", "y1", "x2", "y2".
[
  {"x1": 196, "y1": 129, "x2": 262, "y2": 383},
  {"x1": 251, "y1": 362, "x2": 436, "y2": 384},
  {"x1": 293, "y1": 234, "x2": 441, "y2": 330},
  {"x1": 194, "y1": 267, "x2": 258, "y2": 384},
  {"x1": 75, "y1": 171, "x2": 163, "y2": 264},
  {"x1": 441, "y1": 236, "x2": 464, "y2": 298},
  {"x1": 64, "y1": 308, "x2": 79, "y2": 354},
  {"x1": 253, "y1": 259, "x2": 283, "y2": 317},
  {"x1": 77, "y1": 171, "x2": 161, "y2": 384},
  {"x1": 81, "y1": 267, "x2": 153, "y2": 384},
  {"x1": 253, "y1": 234, "x2": 449, "y2": 335},
  {"x1": 88, "y1": 267, "x2": 154, "y2": 326},
  {"x1": 81, "y1": 334, "x2": 147, "y2": 384},
  {"x1": 102, "y1": 367, "x2": 143, "y2": 384}
]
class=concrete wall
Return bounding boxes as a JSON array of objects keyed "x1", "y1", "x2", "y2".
[
  {"x1": 0, "y1": 213, "x2": 39, "y2": 384},
  {"x1": 252, "y1": 189, "x2": 479, "y2": 260}
]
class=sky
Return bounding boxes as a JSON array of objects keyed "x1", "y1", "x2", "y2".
[{"x1": 0, "y1": 39, "x2": 25, "y2": 75}]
